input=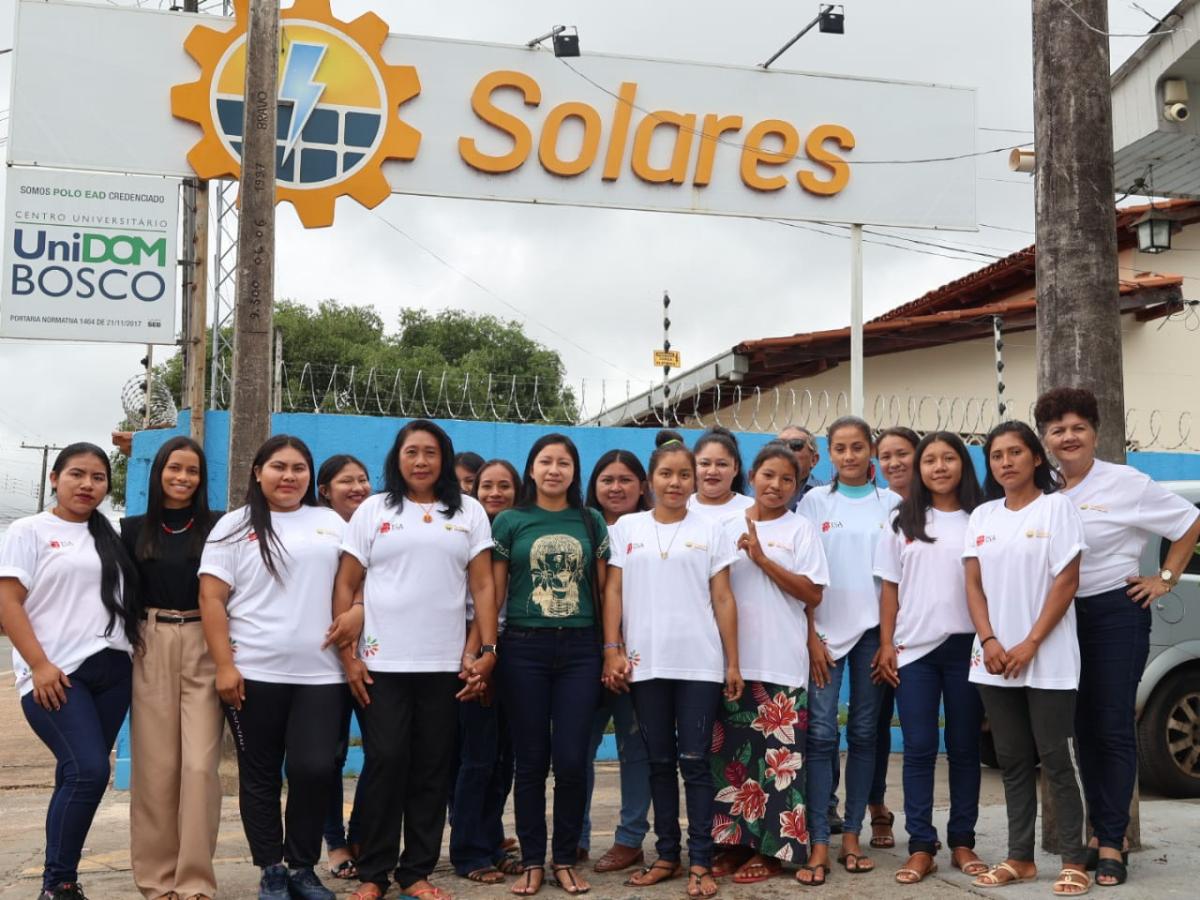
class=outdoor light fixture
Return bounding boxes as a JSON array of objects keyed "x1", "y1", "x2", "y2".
[
  {"x1": 761, "y1": 4, "x2": 844, "y2": 69},
  {"x1": 1136, "y1": 212, "x2": 1173, "y2": 254},
  {"x1": 526, "y1": 25, "x2": 580, "y2": 58}
]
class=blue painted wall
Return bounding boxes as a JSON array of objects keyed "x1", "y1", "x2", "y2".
[{"x1": 113, "y1": 411, "x2": 1200, "y2": 787}]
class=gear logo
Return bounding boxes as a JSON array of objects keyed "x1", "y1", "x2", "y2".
[{"x1": 171, "y1": 0, "x2": 421, "y2": 228}]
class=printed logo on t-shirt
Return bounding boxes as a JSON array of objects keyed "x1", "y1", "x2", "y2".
[
  {"x1": 246, "y1": 531, "x2": 258, "y2": 543},
  {"x1": 971, "y1": 646, "x2": 982, "y2": 667},
  {"x1": 684, "y1": 540, "x2": 709, "y2": 551},
  {"x1": 625, "y1": 541, "x2": 645, "y2": 555},
  {"x1": 315, "y1": 527, "x2": 340, "y2": 538},
  {"x1": 821, "y1": 521, "x2": 843, "y2": 532},
  {"x1": 361, "y1": 635, "x2": 380, "y2": 658},
  {"x1": 443, "y1": 523, "x2": 470, "y2": 534},
  {"x1": 1079, "y1": 503, "x2": 1110, "y2": 513},
  {"x1": 766, "y1": 540, "x2": 794, "y2": 551},
  {"x1": 378, "y1": 521, "x2": 397, "y2": 534},
  {"x1": 975, "y1": 534, "x2": 996, "y2": 547},
  {"x1": 1024, "y1": 529, "x2": 1051, "y2": 539},
  {"x1": 46, "y1": 539, "x2": 74, "y2": 549},
  {"x1": 627, "y1": 649, "x2": 642, "y2": 668}
]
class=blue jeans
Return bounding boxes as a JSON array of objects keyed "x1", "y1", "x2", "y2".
[
  {"x1": 1075, "y1": 588, "x2": 1151, "y2": 850},
  {"x1": 582, "y1": 689, "x2": 651, "y2": 851},
  {"x1": 870, "y1": 684, "x2": 894, "y2": 807},
  {"x1": 324, "y1": 693, "x2": 364, "y2": 853},
  {"x1": 631, "y1": 678, "x2": 722, "y2": 868},
  {"x1": 806, "y1": 627, "x2": 883, "y2": 846},
  {"x1": 499, "y1": 626, "x2": 601, "y2": 867},
  {"x1": 449, "y1": 692, "x2": 515, "y2": 874},
  {"x1": 893, "y1": 633, "x2": 983, "y2": 854},
  {"x1": 22, "y1": 648, "x2": 132, "y2": 891}
]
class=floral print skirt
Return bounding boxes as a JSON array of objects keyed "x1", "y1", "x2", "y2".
[{"x1": 711, "y1": 681, "x2": 809, "y2": 863}]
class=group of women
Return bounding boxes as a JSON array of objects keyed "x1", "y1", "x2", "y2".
[{"x1": 0, "y1": 386, "x2": 1196, "y2": 900}]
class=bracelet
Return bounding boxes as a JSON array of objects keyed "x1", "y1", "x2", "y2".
[
  {"x1": 981, "y1": 635, "x2": 998, "y2": 647},
  {"x1": 603, "y1": 642, "x2": 625, "y2": 650}
]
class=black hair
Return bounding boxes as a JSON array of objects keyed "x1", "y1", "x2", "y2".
[
  {"x1": 585, "y1": 450, "x2": 650, "y2": 516},
  {"x1": 51, "y1": 443, "x2": 142, "y2": 650},
  {"x1": 876, "y1": 426, "x2": 920, "y2": 452},
  {"x1": 316, "y1": 454, "x2": 370, "y2": 507},
  {"x1": 982, "y1": 421, "x2": 1060, "y2": 500},
  {"x1": 232, "y1": 434, "x2": 319, "y2": 582},
  {"x1": 826, "y1": 415, "x2": 875, "y2": 492},
  {"x1": 137, "y1": 436, "x2": 215, "y2": 561},
  {"x1": 750, "y1": 441, "x2": 801, "y2": 479},
  {"x1": 382, "y1": 420, "x2": 463, "y2": 518},
  {"x1": 454, "y1": 451, "x2": 485, "y2": 474},
  {"x1": 693, "y1": 425, "x2": 746, "y2": 494},
  {"x1": 470, "y1": 458, "x2": 521, "y2": 503},
  {"x1": 1034, "y1": 386, "x2": 1100, "y2": 434},
  {"x1": 893, "y1": 431, "x2": 984, "y2": 543},
  {"x1": 649, "y1": 428, "x2": 695, "y2": 475}
]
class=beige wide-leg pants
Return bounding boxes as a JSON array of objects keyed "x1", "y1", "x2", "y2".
[{"x1": 130, "y1": 611, "x2": 224, "y2": 899}]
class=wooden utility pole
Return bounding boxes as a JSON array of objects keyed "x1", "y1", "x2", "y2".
[
  {"x1": 21, "y1": 443, "x2": 64, "y2": 512},
  {"x1": 1033, "y1": 0, "x2": 1126, "y2": 464},
  {"x1": 182, "y1": 0, "x2": 208, "y2": 447},
  {"x1": 227, "y1": 0, "x2": 279, "y2": 508}
]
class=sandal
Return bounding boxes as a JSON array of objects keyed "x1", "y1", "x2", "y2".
[
  {"x1": 1084, "y1": 847, "x2": 1129, "y2": 872},
  {"x1": 551, "y1": 865, "x2": 589, "y2": 895},
  {"x1": 973, "y1": 861, "x2": 1037, "y2": 888},
  {"x1": 711, "y1": 846, "x2": 752, "y2": 878},
  {"x1": 1053, "y1": 867, "x2": 1092, "y2": 896},
  {"x1": 869, "y1": 810, "x2": 896, "y2": 849},
  {"x1": 952, "y1": 848, "x2": 989, "y2": 877},
  {"x1": 512, "y1": 865, "x2": 544, "y2": 896},
  {"x1": 687, "y1": 867, "x2": 719, "y2": 898},
  {"x1": 1095, "y1": 858, "x2": 1127, "y2": 887},
  {"x1": 626, "y1": 860, "x2": 681, "y2": 887},
  {"x1": 330, "y1": 859, "x2": 358, "y2": 880},
  {"x1": 349, "y1": 887, "x2": 383, "y2": 900},
  {"x1": 732, "y1": 857, "x2": 781, "y2": 884},
  {"x1": 406, "y1": 887, "x2": 454, "y2": 900},
  {"x1": 837, "y1": 852, "x2": 875, "y2": 874},
  {"x1": 498, "y1": 856, "x2": 526, "y2": 876},
  {"x1": 464, "y1": 867, "x2": 505, "y2": 884},
  {"x1": 796, "y1": 863, "x2": 829, "y2": 886},
  {"x1": 895, "y1": 852, "x2": 937, "y2": 884}
]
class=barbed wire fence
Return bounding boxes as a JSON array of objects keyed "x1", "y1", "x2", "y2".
[{"x1": 191, "y1": 361, "x2": 1200, "y2": 452}]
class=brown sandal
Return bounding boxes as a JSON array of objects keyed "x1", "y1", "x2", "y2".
[
  {"x1": 951, "y1": 847, "x2": 989, "y2": 877},
  {"x1": 870, "y1": 810, "x2": 896, "y2": 849},
  {"x1": 551, "y1": 865, "x2": 589, "y2": 895},
  {"x1": 895, "y1": 852, "x2": 937, "y2": 884},
  {"x1": 687, "y1": 867, "x2": 719, "y2": 898},
  {"x1": 625, "y1": 860, "x2": 681, "y2": 887},
  {"x1": 511, "y1": 865, "x2": 544, "y2": 896}
]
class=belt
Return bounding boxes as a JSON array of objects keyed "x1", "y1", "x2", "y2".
[{"x1": 142, "y1": 611, "x2": 203, "y2": 624}]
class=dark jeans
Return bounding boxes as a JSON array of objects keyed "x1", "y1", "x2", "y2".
[
  {"x1": 1075, "y1": 587, "x2": 1151, "y2": 850},
  {"x1": 583, "y1": 688, "x2": 651, "y2": 851},
  {"x1": 499, "y1": 626, "x2": 601, "y2": 868},
  {"x1": 893, "y1": 634, "x2": 983, "y2": 854},
  {"x1": 223, "y1": 680, "x2": 346, "y2": 870},
  {"x1": 449, "y1": 691, "x2": 515, "y2": 875},
  {"x1": 323, "y1": 694, "x2": 365, "y2": 853},
  {"x1": 869, "y1": 684, "x2": 894, "y2": 808},
  {"x1": 355, "y1": 671, "x2": 460, "y2": 890},
  {"x1": 630, "y1": 678, "x2": 722, "y2": 868},
  {"x1": 978, "y1": 685, "x2": 1086, "y2": 865},
  {"x1": 22, "y1": 649, "x2": 131, "y2": 891}
]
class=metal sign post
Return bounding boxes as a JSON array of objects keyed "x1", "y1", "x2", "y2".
[{"x1": 850, "y1": 224, "x2": 864, "y2": 417}]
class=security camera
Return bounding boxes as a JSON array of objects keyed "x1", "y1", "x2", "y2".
[{"x1": 1164, "y1": 79, "x2": 1190, "y2": 122}]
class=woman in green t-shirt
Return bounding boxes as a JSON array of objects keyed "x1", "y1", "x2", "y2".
[{"x1": 493, "y1": 434, "x2": 610, "y2": 897}]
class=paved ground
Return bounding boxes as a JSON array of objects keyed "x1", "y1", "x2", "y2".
[{"x1": 2, "y1": 642, "x2": 1198, "y2": 899}]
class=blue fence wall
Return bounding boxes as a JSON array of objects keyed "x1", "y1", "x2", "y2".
[{"x1": 112, "y1": 410, "x2": 1200, "y2": 787}]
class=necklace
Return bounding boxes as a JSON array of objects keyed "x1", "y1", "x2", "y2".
[
  {"x1": 416, "y1": 501, "x2": 437, "y2": 524},
  {"x1": 162, "y1": 517, "x2": 194, "y2": 535},
  {"x1": 653, "y1": 514, "x2": 684, "y2": 560}
]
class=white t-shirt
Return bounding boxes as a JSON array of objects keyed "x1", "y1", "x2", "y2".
[
  {"x1": 609, "y1": 509, "x2": 738, "y2": 683},
  {"x1": 0, "y1": 512, "x2": 133, "y2": 697},
  {"x1": 798, "y1": 486, "x2": 902, "y2": 660},
  {"x1": 874, "y1": 508, "x2": 973, "y2": 668},
  {"x1": 341, "y1": 493, "x2": 493, "y2": 672},
  {"x1": 963, "y1": 492, "x2": 1087, "y2": 690},
  {"x1": 687, "y1": 492, "x2": 755, "y2": 524},
  {"x1": 1061, "y1": 460, "x2": 1198, "y2": 597},
  {"x1": 199, "y1": 505, "x2": 346, "y2": 685},
  {"x1": 724, "y1": 511, "x2": 829, "y2": 688}
]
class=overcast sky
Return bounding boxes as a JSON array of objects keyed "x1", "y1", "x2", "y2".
[{"x1": 0, "y1": 0, "x2": 1183, "y2": 512}]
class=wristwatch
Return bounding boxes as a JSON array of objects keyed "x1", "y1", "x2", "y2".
[
  {"x1": 1160, "y1": 568, "x2": 1179, "y2": 587},
  {"x1": 479, "y1": 644, "x2": 498, "y2": 657}
]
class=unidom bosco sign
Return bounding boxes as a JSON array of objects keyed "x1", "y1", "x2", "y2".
[{"x1": 8, "y1": 0, "x2": 976, "y2": 230}]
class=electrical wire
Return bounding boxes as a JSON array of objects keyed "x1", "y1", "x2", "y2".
[{"x1": 1053, "y1": 0, "x2": 1180, "y2": 38}]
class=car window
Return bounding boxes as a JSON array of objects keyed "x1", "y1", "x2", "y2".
[{"x1": 1160, "y1": 502, "x2": 1200, "y2": 575}]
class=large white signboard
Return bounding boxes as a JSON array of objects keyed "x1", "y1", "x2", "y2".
[
  {"x1": 1, "y1": 168, "x2": 179, "y2": 344},
  {"x1": 9, "y1": 0, "x2": 977, "y2": 230}
]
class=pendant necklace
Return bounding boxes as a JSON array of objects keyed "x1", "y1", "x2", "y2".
[
  {"x1": 416, "y1": 501, "x2": 437, "y2": 524},
  {"x1": 162, "y1": 518, "x2": 194, "y2": 535},
  {"x1": 653, "y1": 514, "x2": 684, "y2": 560}
]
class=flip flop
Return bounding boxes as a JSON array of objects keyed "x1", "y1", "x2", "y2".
[
  {"x1": 463, "y1": 867, "x2": 505, "y2": 884},
  {"x1": 625, "y1": 860, "x2": 681, "y2": 887},
  {"x1": 329, "y1": 859, "x2": 358, "y2": 879},
  {"x1": 686, "y1": 867, "x2": 719, "y2": 898},
  {"x1": 973, "y1": 861, "x2": 1037, "y2": 888},
  {"x1": 837, "y1": 852, "x2": 875, "y2": 874},
  {"x1": 551, "y1": 865, "x2": 590, "y2": 895},
  {"x1": 796, "y1": 863, "x2": 829, "y2": 886}
]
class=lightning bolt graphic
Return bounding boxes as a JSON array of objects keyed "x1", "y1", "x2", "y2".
[{"x1": 279, "y1": 41, "x2": 328, "y2": 166}]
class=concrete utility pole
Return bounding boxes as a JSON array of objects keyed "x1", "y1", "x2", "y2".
[
  {"x1": 21, "y1": 443, "x2": 64, "y2": 512},
  {"x1": 182, "y1": 0, "x2": 208, "y2": 447},
  {"x1": 1032, "y1": 0, "x2": 1126, "y2": 464},
  {"x1": 227, "y1": 0, "x2": 279, "y2": 507}
]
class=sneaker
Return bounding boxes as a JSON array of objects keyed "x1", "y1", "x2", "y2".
[
  {"x1": 258, "y1": 864, "x2": 290, "y2": 900},
  {"x1": 285, "y1": 867, "x2": 335, "y2": 900},
  {"x1": 38, "y1": 886, "x2": 87, "y2": 900}
]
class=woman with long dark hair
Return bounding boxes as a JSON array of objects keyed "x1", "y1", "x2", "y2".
[
  {"x1": 872, "y1": 432, "x2": 987, "y2": 884},
  {"x1": 450, "y1": 459, "x2": 523, "y2": 886},
  {"x1": 199, "y1": 435, "x2": 346, "y2": 900},
  {"x1": 0, "y1": 443, "x2": 141, "y2": 900},
  {"x1": 964, "y1": 421, "x2": 1089, "y2": 895},
  {"x1": 494, "y1": 434, "x2": 609, "y2": 896},
  {"x1": 122, "y1": 436, "x2": 223, "y2": 900},
  {"x1": 1035, "y1": 387, "x2": 1200, "y2": 886},
  {"x1": 581, "y1": 450, "x2": 652, "y2": 874},
  {"x1": 797, "y1": 416, "x2": 899, "y2": 885},
  {"x1": 603, "y1": 432, "x2": 742, "y2": 899},
  {"x1": 688, "y1": 427, "x2": 754, "y2": 523},
  {"x1": 865, "y1": 425, "x2": 919, "y2": 853},
  {"x1": 334, "y1": 420, "x2": 497, "y2": 900}
]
